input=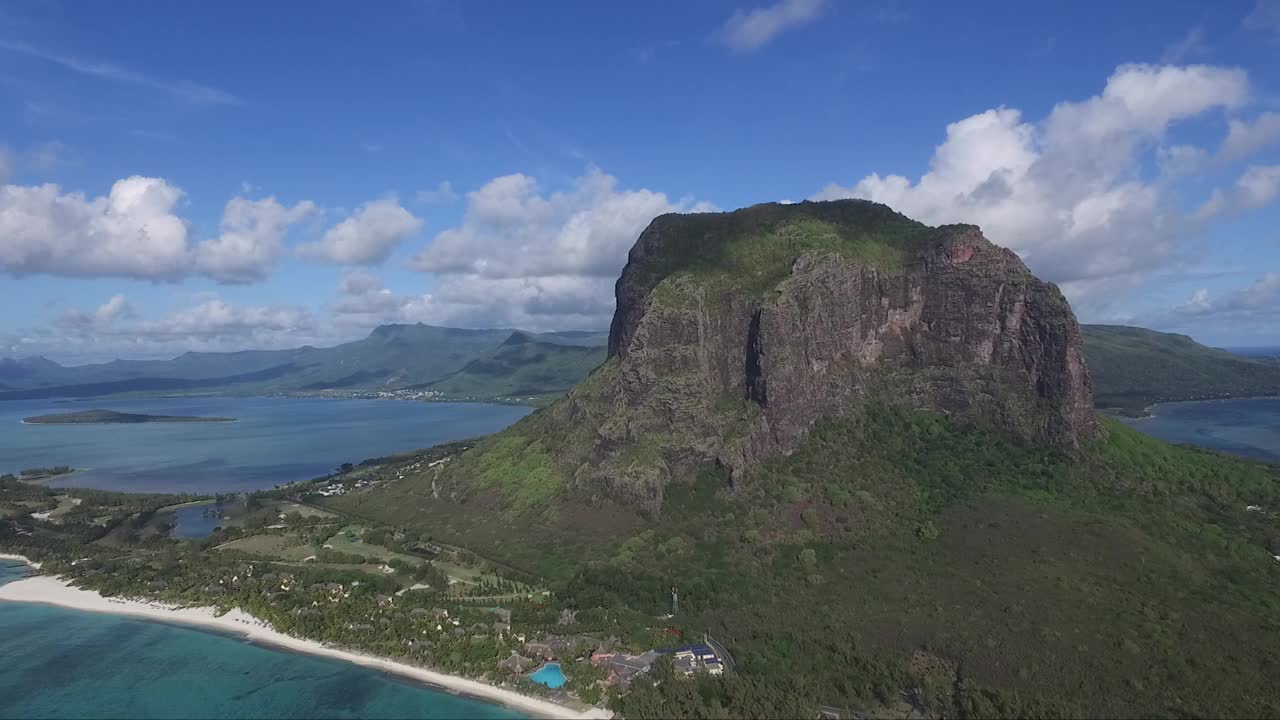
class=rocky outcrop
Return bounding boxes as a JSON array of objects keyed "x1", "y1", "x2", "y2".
[{"x1": 544, "y1": 200, "x2": 1096, "y2": 510}]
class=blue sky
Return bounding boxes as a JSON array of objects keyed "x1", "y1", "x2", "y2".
[{"x1": 2, "y1": 0, "x2": 1279, "y2": 362}]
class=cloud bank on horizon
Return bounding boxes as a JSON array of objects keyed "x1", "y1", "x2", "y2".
[{"x1": 2, "y1": 1, "x2": 1279, "y2": 360}]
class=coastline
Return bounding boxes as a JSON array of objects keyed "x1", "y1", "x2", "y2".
[{"x1": 0, "y1": 559, "x2": 607, "y2": 720}]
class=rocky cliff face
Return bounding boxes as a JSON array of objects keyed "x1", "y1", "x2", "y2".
[{"x1": 539, "y1": 200, "x2": 1096, "y2": 509}]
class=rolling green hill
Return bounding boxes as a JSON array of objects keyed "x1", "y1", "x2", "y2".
[
  {"x1": 0, "y1": 324, "x2": 608, "y2": 403},
  {"x1": 418, "y1": 332, "x2": 606, "y2": 402},
  {"x1": 1082, "y1": 324, "x2": 1280, "y2": 414}
]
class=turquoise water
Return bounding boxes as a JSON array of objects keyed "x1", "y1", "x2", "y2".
[
  {"x1": 0, "y1": 562, "x2": 524, "y2": 719},
  {"x1": 1120, "y1": 397, "x2": 1280, "y2": 463},
  {"x1": 529, "y1": 663, "x2": 566, "y2": 689},
  {"x1": 0, "y1": 397, "x2": 529, "y2": 494}
]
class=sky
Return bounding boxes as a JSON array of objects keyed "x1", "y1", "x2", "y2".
[{"x1": 2, "y1": 0, "x2": 1280, "y2": 363}]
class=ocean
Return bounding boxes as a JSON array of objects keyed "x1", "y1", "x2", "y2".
[
  {"x1": 0, "y1": 397, "x2": 530, "y2": 494},
  {"x1": 0, "y1": 561, "x2": 524, "y2": 719},
  {"x1": 1119, "y1": 397, "x2": 1280, "y2": 463}
]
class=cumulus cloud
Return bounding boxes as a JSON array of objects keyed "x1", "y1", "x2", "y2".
[
  {"x1": 297, "y1": 198, "x2": 422, "y2": 265},
  {"x1": 1220, "y1": 113, "x2": 1280, "y2": 162},
  {"x1": 415, "y1": 167, "x2": 712, "y2": 279},
  {"x1": 0, "y1": 177, "x2": 322, "y2": 283},
  {"x1": 404, "y1": 167, "x2": 712, "y2": 329},
  {"x1": 195, "y1": 196, "x2": 317, "y2": 283},
  {"x1": 719, "y1": 0, "x2": 826, "y2": 51},
  {"x1": 333, "y1": 271, "x2": 616, "y2": 333},
  {"x1": 812, "y1": 63, "x2": 1261, "y2": 309},
  {"x1": 1162, "y1": 273, "x2": 1280, "y2": 340},
  {"x1": 0, "y1": 176, "x2": 193, "y2": 280},
  {"x1": 1194, "y1": 165, "x2": 1280, "y2": 219}
]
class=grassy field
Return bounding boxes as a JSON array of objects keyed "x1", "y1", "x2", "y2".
[
  {"x1": 215, "y1": 534, "x2": 316, "y2": 561},
  {"x1": 278, "y1": 501, "x2": 336, "y2": 518},
  {"x1": 322, "y1": 525, "x2": 425, "y2": 566}
]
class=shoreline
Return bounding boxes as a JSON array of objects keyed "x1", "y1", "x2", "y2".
[{"x1": 0, "y1": 558, "x2": 607, "y2": 720}]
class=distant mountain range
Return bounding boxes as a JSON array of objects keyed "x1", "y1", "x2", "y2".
[
  {"x1": 0, "y1": 324, "x2": 607, "y2": 404},
  {"x1": 4, "y1": 320, "x2": 1277, "y2": 411}
]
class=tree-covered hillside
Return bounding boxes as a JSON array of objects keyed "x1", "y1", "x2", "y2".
[
  {"x1": 328, "y1": 404, "x2": 1280, "y2": 718},
  {"x1": 1083, "y1": 324, "x2": 1280, "y2": 414}
]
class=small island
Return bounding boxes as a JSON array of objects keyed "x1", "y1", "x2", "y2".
[{"x1": 22, "y1": 409, "x2": 236, "y2": 425}]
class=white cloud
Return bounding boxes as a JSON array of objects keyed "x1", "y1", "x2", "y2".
[
  {"x1": 333, "y1": 271, "x2": 616, "y2": 333},
  {"x1": 297, "y1": 198, "x2": 422, "y2": 265},
  {"x1": 402, "y1": 167, "x2": 712, "y2": 329},
  {"x1": 719, "y1": 0, "x2": 826, "y2": 51},
  {"x1": 415, "y1": 167, "x2": 712, "y2": 279},
  {"x1": 8, "y1": 294, "x2": 322, "y2": 361},
  {"x1": 812, "y1": 63, "x2": 1256, "y2": 309},
  {"x1": 1176, "y1": 288, "x2": 1214, "y2": 315},
  {"x1": 0, "y1": 177, "x2": 193, "y2": 280},
  {"x1": 134, "y1": 297, "x2": 313, "y2": 338},
  {"x1": 0, "y1": 40, "x2": 240, "y2": 106},
  {"x1": 195, "y1": 196, "x2": 316, "y2": 283},
  {"x1": 58, "y1": 294, "x2": 133, "y2": 330},
  {"x1": 0, "y1": 177, "x2": 322, "y2": 283},
  {"x1": 1195, "y1": 164, "x2": 1280, "y2": 219},
  {"x1": 1170, "y1": 273, "x2": 1280, "y2": 334},
  {"x1": 1221, "y1": 113, "x2": 1280, "y2": 162}
]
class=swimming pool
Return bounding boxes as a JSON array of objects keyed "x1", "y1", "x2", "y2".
[{"x1": 529, "y1": 662, "x2": 566, "y2": 689}]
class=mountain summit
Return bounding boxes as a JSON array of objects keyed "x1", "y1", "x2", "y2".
[{"x1": 526, "y1": 200, "x2": 1097, "y2": 509}]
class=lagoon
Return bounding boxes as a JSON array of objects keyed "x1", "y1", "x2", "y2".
[
  {"x1": 0, "y1": 397, "x2": 530, "y2": 494},
  {"x1": 0, "y1": 561, "x2": 523, "y2": 719},
  {"x1": 1120, "y1": 397, "x2": 1280, "y2": 463}
]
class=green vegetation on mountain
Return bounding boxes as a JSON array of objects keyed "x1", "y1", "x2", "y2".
[
  {"x1": 23, "y1": 409, "x2": 235, "y2": 424},
  {"x1": 419, "y1": 333, "x2": 606, "y2": 403},
  {"x1": 322, "y1": 403, "x2": 1280, "y2": 718},
  {"x1": 1083, "y1": 324, "x2": 1280, "y2": 414},
  {"x1": 625, "y1": 201, "x2": 927, "y2": 294}
]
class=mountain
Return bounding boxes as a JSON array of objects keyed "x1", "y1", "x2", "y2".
[
  {"x1": 419, "y1": 332, "x2": 606, "y2": 401},
  {"x1": 0, "y1": 324, "x2": 607, "y2": 403},
  {"x1": 1083, "y1": 324, "x2": 1280, "y2": 414},
  {"x1": 332, "y1": 200, "x2": 1280, "y2": 718}
]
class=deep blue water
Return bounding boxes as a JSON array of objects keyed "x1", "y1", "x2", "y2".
[
  {"x1": 1120, "y1": 397, "x2": 1280, "y2": 463},
  {"x1": 0, "y1": 397, "x2": 530, "y2": 494},
  {"x1": 0, "y1": 562, "x2": 523, "y2": 719}
]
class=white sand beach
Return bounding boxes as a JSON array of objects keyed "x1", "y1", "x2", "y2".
[
  {"x1": 0, "y1": 553, "x2": 41, "y2": 569},
  {"x1": 0, "y1": 559, "x2": 608, "y2": 719}
]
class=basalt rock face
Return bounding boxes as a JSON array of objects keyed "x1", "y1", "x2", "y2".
[{"x1": 544, "y1": 200, "x2": 1097, "y2": 510}]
